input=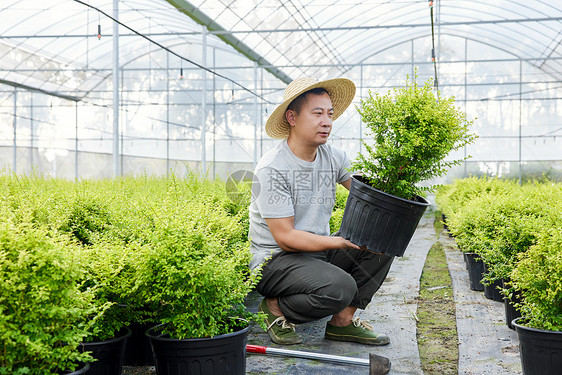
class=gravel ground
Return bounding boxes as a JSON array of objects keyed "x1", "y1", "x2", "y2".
[{"x1": 123, "y1": 366, "x2": 155, "y2": 375}]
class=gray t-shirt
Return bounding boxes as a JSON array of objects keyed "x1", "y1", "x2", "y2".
[{"x1": 248, "y1": 140, "x2": 351, "y2": 269}]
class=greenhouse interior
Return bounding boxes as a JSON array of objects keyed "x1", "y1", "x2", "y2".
[
  {"x1": 2, "y1": 2, "x2": 562, "y2": 375},
  {"x1": 1, "y1": 0, "x2": 561, "y2": 181}
]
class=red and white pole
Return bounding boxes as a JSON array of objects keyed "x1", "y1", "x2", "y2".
[{"x1": 246, "y1": 344, "x2": 370, "y2": 367}]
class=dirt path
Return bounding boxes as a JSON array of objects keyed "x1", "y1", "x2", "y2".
[{"x1": 441, "y1": 232, "x2": 521, "y2": 375}]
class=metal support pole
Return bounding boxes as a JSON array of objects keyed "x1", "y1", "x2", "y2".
[
  {"x1": 201, "y1": 25, "x2": 207, "y2": 174},
  {"x1": 13, "y1": 88, "x2": 17, "y2": 174},
  {"x1": 120, "y1": 67, "x2": 124, "y2": 175},
  {"x1": 411, "y1": 40, "x2": 414, "y2": 79},
  {"x1": 518, "y1": 59, "x2": 522, "y2": 185},
  {"x1": 212, "y1": 47, "x2": 216, "y2": 178},
  {"x1": 254, "y1": 61, "x2": 258, "y2": 167},
  {"x1": 75, "y1": 102, "x2": 79, "y2": 179},
  {"x1": 437, "y1": 0, "x2": 441, "y2": 65},
  {"x1": 30, "y1": 94, "x2": 33, "y2": 171},
  {"x1": 464, "y1": 38, "x2": 468, "y2": 178},
  {"x1": 112, "y1": 0, "x2": 120, "y2": 177},
  {"x1": 259, "y1": 67, "x2": 263, "y2": 158},
  {"x1": 359, "y1": 63, "x2": 363, "y2": 155},
  {"x1": 166, "y1": 52, "x2": 170, "y2": 176},
  {"x1": 247, "y1": 345, "x2": 371, "y2": 367}
]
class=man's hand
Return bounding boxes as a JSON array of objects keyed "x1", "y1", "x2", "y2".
[
  {"x1": 331, "y1": 236, "x2": 365, "y2": 250},
  {"x1": 335, "y1": 237, "x2": 385, "y2": 254}
]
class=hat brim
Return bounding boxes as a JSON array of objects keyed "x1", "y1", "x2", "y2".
[{"x1": 265, "y1": 78, "x2": 356, "y2": 139}]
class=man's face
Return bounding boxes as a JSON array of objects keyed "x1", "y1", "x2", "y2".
[{"x1": 286, "y1": 92, "x2": 334, "y2": 147}]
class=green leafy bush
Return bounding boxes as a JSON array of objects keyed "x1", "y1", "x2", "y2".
[
  {"x1": 0, "y1": 172, "x2": 261, "y2": 348},
  {"x1": 79, "y1": 240, "x2": 144, "y2": 342},
  {"x1": 136, "y1": 198, "x2": 260, "y2": 339},
  {"x1": 510, "y1": 225, "x2": 562, "y2": 331},
  {"x1": 436, "y1": 177, "x2": 562, "y2": 330},
  {"x1": 435, "y1": 177, "x2": 517, "y2": 219},
  {"x1": 444, "y1": 180, "x2": 561, "y2": 285},
  {"x1": 61, "y1": 198, "x2": 114, "y2": 246},
  {"x1": 448, "y1": 192, "x2": 546, "y2": 283},
  {"x1": 352, "y1": 75, "x2": 477, "y2": 200},
  {"x1": 0, "y1": 222, "x2": 100, "y2": 375}
]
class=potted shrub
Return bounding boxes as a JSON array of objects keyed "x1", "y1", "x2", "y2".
[
  {"x1": 510, "y1": 226, "x2": 562, "y2": 375},
  {"x1": 0, "y1": 221, "x2": 100, "y2": 375},
  {"x1": 138, "y1": 191, "x2": 262, "y2": 375},
  {"x1": 446, "y1": 189, "x2": 538, "y2": 293},
  {"x1": 340, "y1": 74, "x2": 477, "y2": 256},
  {"x1": 77, "y1": 240, "x2": 143, "y2": 375},
  {"x1": 57, "y1": 193, "x2": 140, "y2": 375}
]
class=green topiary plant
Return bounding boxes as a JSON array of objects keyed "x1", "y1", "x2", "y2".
[{"x1": 352, "y1": 74, "x2": 478, "y2": 200}]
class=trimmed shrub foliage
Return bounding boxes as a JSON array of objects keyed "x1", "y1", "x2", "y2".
[
  {"x1": 0, "y1": 173, "x2": 261, "y2": 372},
  {"x1": 353, "y1": 75, "x2": 477, "y2": 200},
  {"x1": 436, "y1": 177, "x2": 562, "y2": 331},
  {"x1": 0, "y1": 222, "x2": 98, "y2": 374}
]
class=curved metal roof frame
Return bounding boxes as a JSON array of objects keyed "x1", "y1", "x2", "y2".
[{"x1": 1, "y1": 0, "x2": 561, "y2": 100}]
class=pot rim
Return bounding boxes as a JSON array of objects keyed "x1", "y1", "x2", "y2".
[
  {"x1": 511, "y1": 317, "x2": 562, "y2": 335},
  {"x1": 81, "y1": 326, "x2": 133, "y2": 346},
  {"x1": 61, "y1": 362, "x2": 90, "y2": 375},
  {"x1": 145, "y1": 322, "x2": 250, "y2": 342},
  {"x1": 351, "y1": 175, "x2": 431, "y2": 207}
]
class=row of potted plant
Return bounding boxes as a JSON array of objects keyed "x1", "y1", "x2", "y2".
[
  {"x1": 435, "y1": 177, "x2": 562, "y2": 375},
  {"x1": 0, "y1": 173, "x2": 260, "y2": 375}
]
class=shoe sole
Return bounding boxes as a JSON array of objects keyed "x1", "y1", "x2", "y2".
[{"x1": 325, "y1": 332, "x2": 390, "y2": 346}]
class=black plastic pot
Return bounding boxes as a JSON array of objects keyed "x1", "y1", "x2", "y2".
[
  {"x1": 504, "y1": 290, "x2": 522, "y2": 330},
  {"x1": 123, "y1": 322, "x2": 155, "y2": 366},
  {"x1": 339, "y1": 175, "x2": 430, "y2": 257},
  {"x1": 147, "y1": 323, "x2": 250, "y2": 375},
  {"x1": 483, "y1": 264, "x2": 503, "y2": 302},
  {"x1": 441, "y1": 213, "x2": 450, "y2": 232},
  {"x1": 80, "y1": 327, "x2": 132, "y2": 375},
  {"x1": 60, "y1": 363, "x2": 90, "y2": 374},
  {"x1": 484, "y1": 280, "x2": 503, "y2": 301},
  {"x1": 464, "y1": 252, "x2": 484, "y2": 291},
  {"x1": 512, "y1": 318, "x2": 562, "y2": 375}
]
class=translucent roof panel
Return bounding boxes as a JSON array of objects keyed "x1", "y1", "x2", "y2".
[
  {"x1": 1, "y1": 0, "x2": 561, "y2": 98},
  {"x1": 187, "y1": 0, "x2": 562, "y2": 80}
]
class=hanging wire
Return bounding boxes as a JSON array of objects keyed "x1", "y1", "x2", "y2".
[
  {"x1": 73, "y1": 0, "x2": 273, "y2": 104},
  {"x1": 429, "y1": 0, "x2": 438, "y2": 94}
]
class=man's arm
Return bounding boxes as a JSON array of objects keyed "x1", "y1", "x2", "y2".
[
  {"x1": 265, "y1": 216, "x2": 361, "y2": 253},
  {"x1": 340, "y1": 178, "x2": 352, "y2": 190}
]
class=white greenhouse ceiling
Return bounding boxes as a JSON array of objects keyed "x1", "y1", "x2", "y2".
[{"x1": 1, "y1": 0, "x2": 562, "y2": 99}]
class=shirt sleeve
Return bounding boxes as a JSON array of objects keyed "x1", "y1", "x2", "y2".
[
  {"x1": 253, "y1": 165, "x2": 295, "y2": 219},
  {"x1": 335, "y1": 147, "x2": 352, "y2": 183}
]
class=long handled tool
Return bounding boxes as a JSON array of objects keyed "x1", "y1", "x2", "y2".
[{"x1": 246, "y1": 344, "x2": 391, "y2": 375}]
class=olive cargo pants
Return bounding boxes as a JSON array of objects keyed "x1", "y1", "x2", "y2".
[{"x1": 255, "y1": 248, "x2": 394, "y2": 324}]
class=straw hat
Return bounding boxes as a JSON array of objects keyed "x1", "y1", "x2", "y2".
[{"x1": 265, "y1": 77, "x2": 356, "y2": 139}]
